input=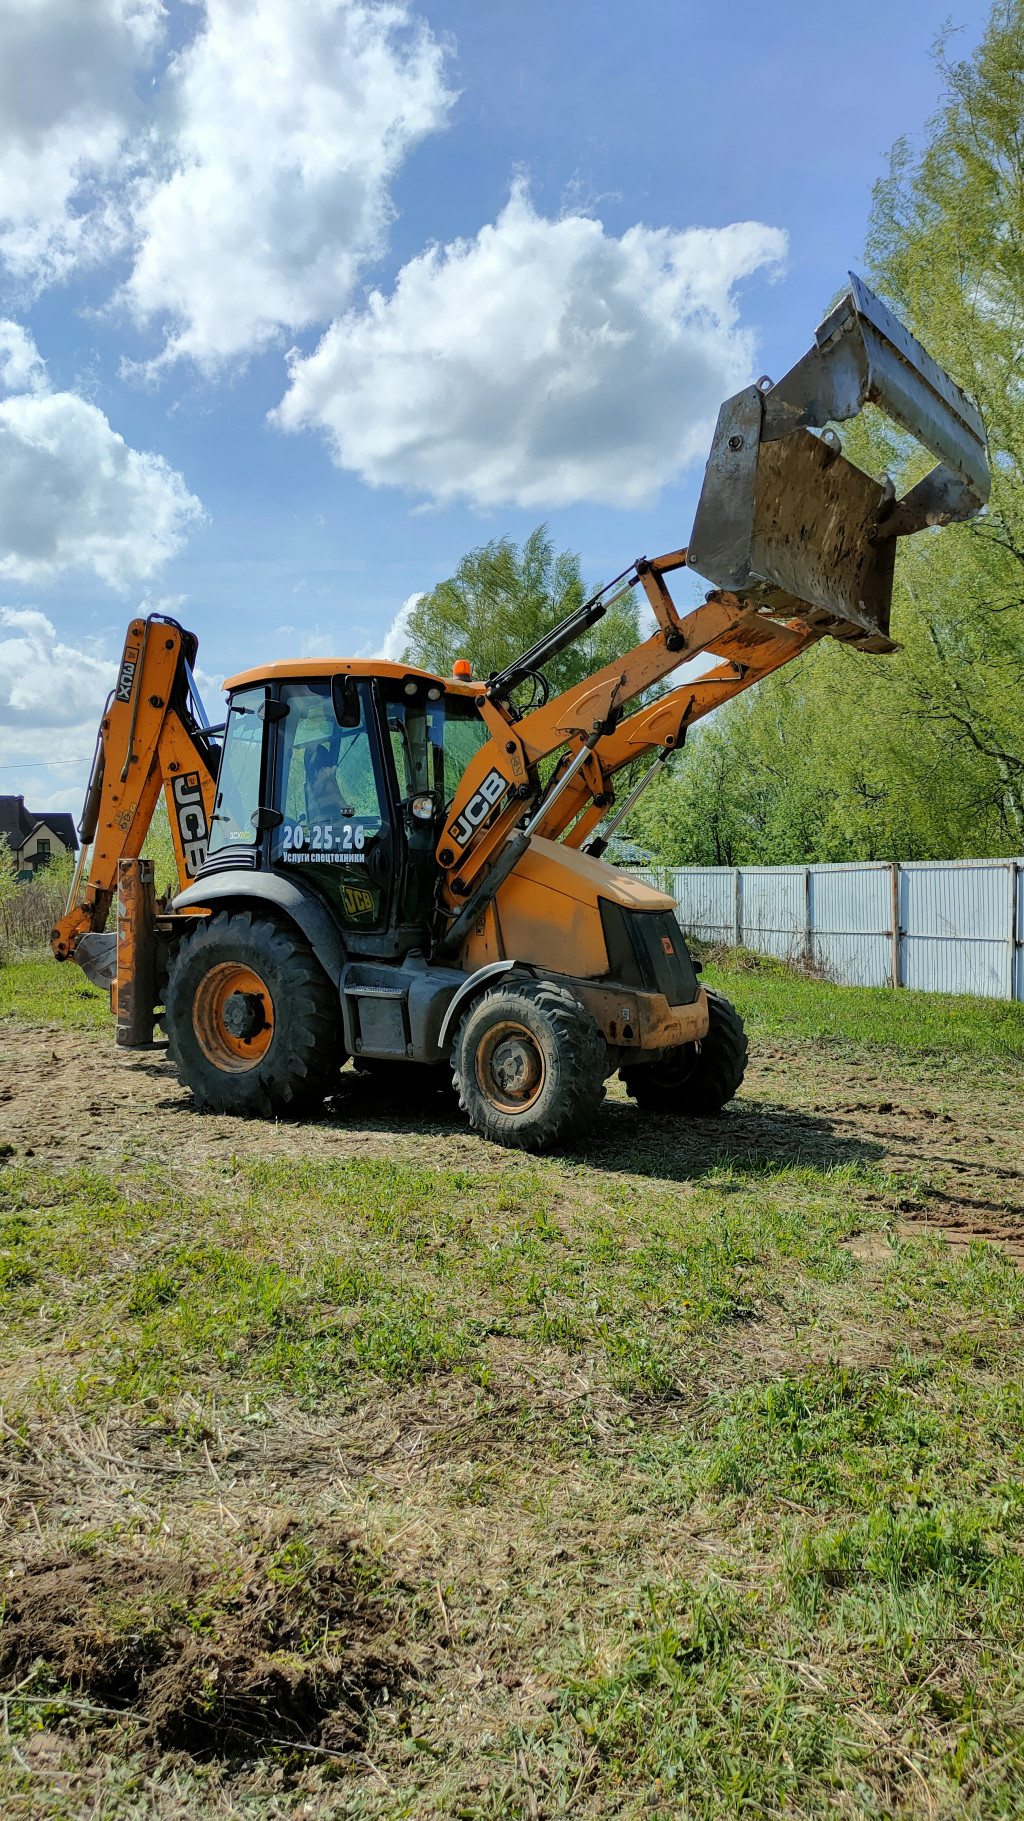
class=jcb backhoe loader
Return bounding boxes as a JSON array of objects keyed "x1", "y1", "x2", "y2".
[{"x1": 51, "y1": 277, "x2": 989, "y2": 1150}]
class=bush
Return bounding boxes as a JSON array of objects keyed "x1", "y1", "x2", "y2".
[{"x1": 0, "y1": 847, "x2": 76, "y2": 964}]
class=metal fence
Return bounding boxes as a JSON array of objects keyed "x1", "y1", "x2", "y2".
[{"x1": 627, "y1": 859, "x2": 1024, "y2": 1001}]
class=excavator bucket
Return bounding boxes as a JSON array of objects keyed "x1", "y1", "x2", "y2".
[{"x1": 685, "y1": 274, "x2": 990, "y2": 652}]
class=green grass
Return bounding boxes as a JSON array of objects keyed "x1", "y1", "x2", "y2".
[
  {"x1": 0, "y1": 950, "x2": 109, "y2": 1029},
  {"x1": 2, "y1": 952, "x2": 1024, "y2": 1814},
  {"x1": 704, "y1": 949, "x2": 1024, "y2": 1061}
]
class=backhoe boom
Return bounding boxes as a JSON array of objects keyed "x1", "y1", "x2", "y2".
[{"x1": 51, "y1": 615, "x2": 219, "y2": 976}]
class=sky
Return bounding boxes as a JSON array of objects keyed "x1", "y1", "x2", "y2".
[{"x1": 0, "y1": 0, "x2": 993, "y2": 814}]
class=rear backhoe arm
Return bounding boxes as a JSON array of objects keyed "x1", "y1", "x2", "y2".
[{"x1": 51, "y1": 614, "x2": 219, "y2": 966}]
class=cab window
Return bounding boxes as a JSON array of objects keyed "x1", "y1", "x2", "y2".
[
  {"x1": 385, "y1": 688, "x2": 489, "y2": 808},
  {"x1": 442, "y1": 700, "x2": 490, "y2": 805},
  {"x1": 208, "y1": 686, "x2": 264, "y2": 852},
  {"x1": 274, "y1": 681, "x2": 384, "y2": 858}
]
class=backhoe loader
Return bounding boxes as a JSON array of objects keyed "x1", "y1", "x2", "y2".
[{"x1": 51, "y1": 277, "x2": 989, "y2": 1150}]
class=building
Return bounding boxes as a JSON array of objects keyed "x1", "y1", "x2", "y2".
[{"x1": 0, "y1": 795, "x2": 79, "y2": 880}]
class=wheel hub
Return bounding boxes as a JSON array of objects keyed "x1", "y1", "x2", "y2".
[
  {"x1": 490, "y1": 1036, "x2": 542, "y2": 1096},
  {"x1": 221, "y1": 990, "x2": 267, "y2": 1041},
  {"x1": 475, "y1": 1019, "x2": 546, "y2": 1114},
  {"x1": 192, "y1": 962, "x2": 275, "y2": 1073}
]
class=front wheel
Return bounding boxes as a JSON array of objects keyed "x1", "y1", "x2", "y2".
[
  {"x1": 165, "y1": 909, "x2": 341, "y2": 1117},
  {"x1": 452, "y1": 978, "x2": 607, "y2": 1152},
  {"x1": 620, "y1": 988, "x2": 748, "y2": 1116}
]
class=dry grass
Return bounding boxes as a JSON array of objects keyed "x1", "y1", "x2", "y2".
[
  {"x1": 0, "y1": 859, "x2": 74, "y2": 966},
  {"x1": 1, "y1": 955, "x2": 1024, "y2": 1816}
]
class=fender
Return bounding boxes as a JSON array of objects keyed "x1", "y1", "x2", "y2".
[
  {"x1": 171, "y1": 871, "x2": 347, "y2": 984},
  {"x1": 437, "y1": 958, "x2": 525, "y2": 1051}
]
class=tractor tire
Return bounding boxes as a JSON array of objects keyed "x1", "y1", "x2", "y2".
[
  {"x1": 165, "y1": 909, "x2": 341, "y2": 1117},
  {"x1": 620, "y1": 988, "x2": 748, "y2": 1117},
  {"x1": 452, "y1": 978, "x2": 607, "y2": 1152}
]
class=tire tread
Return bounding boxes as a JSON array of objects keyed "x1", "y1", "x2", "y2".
[
  {"x1": 165, "y1": 909, "x2": 340, "y2": 1117},
  {"x1": 452, "y1": 978, "x2": 607, "y2": 1152}
]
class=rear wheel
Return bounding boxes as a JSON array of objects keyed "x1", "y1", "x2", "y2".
[
  {"x1": 453, "y1": 978, "x2": 607, "y2": 1151},
  {"x1": 165, "y1": 910, "x2": 341, "y2": 1116},
  {"x1": 620, "y1": 988, "x2": 748, "y2": 1116}
]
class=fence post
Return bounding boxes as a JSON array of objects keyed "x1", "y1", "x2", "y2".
[
  {"x1": 890, "y1": 862, "x2": 901, "y2": 989},
  {"x1": 804, "y1": 866, "x2": 812, "y2": 969},
  {"x1": 732, "y1": 868, "x2": 741, "y2": 949},
  {"x1": 1011, "y1": 862, "x2": 1019, "y2": 1003}
]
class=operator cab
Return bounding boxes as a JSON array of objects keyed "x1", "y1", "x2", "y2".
[{"x1": 202, "y1": 660, "x2": 489, "y2": 956}]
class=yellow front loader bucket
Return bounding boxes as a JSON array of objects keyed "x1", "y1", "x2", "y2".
[{"x1": 685, "y1": 275, "x2": 990, "y2": 652}]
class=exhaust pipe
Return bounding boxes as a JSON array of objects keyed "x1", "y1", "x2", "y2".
[{"x1": 685, "y1": 275, "x2": 990, "y2": 651}]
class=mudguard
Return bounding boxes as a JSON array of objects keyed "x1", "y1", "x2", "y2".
[{"x1": 171, "y1": 871, "x2": 347, "y2": 985}]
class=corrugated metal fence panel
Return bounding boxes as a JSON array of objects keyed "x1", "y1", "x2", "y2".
[
  {"x1": 623, "y1": 856, "x2": 1024, "y2": 1001},
  {"x1": 664, "y1": 867, "x2": 735, "y2": 942},
  {"x1": 808, "y1": 864, "x2": 893, "y2": 988},
  {"x1": 900, "y1": 861, "x2": 1014, "y2": 998},
  {"x1": 738, "y1": 867, "x2": 807, "y2": 960}
]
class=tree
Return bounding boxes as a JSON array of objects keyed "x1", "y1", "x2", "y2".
[
  {"x1": 859, "y1": 3, "x2": 1024, "y2": 842},
  {"x1": 627, "y1": 3, "x2": 1024, "y2": 867},
  {"x1": 404, "y1": 524, "x2": 641, "y2": 704}
]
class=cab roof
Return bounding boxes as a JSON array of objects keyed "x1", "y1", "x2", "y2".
[{"x1": 221, "y1": 658, "x2": 480, "y2": 696}]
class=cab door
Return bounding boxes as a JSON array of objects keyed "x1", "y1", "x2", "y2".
[{"x1": 268, "y1": 679, "x2": 394, "y2": 936}]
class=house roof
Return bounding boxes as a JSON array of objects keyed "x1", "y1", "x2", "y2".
[
  {"x1": 0, "y1": 796, "x2": 31, "y2": 848},
  {"x1": 28, "y1": 811, "x2": 79, "y2": 851},
  {"x1": 0, "y1": 796, "x2": 79, "y2": 853}
]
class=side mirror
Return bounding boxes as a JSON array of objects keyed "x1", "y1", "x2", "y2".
[{"x1": 332, "y1": 674, "x2": 361, "y2": 729}]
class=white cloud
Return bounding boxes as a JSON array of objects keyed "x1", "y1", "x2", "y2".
[
  {"x1": 0, "y1": 608, "x2": 117, "y2": 804},
  {"x1": 273, "y1": 187, "x2": 787, "y2": 510},
  {"x1": 0, "y1": 320, "x2": 48, "y2": 394},
  {"x1": 120, "y1": 0, "x2": 453, "y2": 369},
  {"x1": 0, "y1": 0, "x2": 165, "y2": 286},
  {"x1": 0, "y1": 322, "x2": 203, "y2": 590},
  {"x1": 0, "y1": 608, "x2": 112, "y2": 732},
  {"x1": 376, "y1": 591, "x2": 422, "y2": 659}
]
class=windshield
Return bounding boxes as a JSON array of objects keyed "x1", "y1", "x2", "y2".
[{"x1": 207, "y1": 686, "x2": 263, "y2": 852}]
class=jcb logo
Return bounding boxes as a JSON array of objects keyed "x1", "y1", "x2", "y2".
[
  {"x1": 448, "y1": 767, "x2": 507, "y2": 850},
  {"x1": 342, "y1": 884, "x2": 374, "y2": 916},
  {"x1": 173, "y1": 772, "x2": 209, "y2": 877},
  {"x1": 115, "y1": 647, "x2": 139, "y2": 704}
]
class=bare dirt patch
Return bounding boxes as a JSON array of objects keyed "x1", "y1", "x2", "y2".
[
  {"x1": 1, "y1": 1021, "x2": 1020, "y2": 1249},
  {"x1": 0, "y1": 1522, "x2": 400, "y2": 1758}
]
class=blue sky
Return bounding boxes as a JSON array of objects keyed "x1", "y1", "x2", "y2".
[{"x1": 0, "y1": 0, "x2": 991, "y2": 812}]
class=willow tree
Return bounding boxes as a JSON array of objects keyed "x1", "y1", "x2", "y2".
[{"x1": 404, "y1": 524, "x2": 640, "y2": 703}]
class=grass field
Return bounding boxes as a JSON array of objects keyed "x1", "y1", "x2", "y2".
[{"x1": 1, "y1": 950, "x2": 1023, "y2": 1817}]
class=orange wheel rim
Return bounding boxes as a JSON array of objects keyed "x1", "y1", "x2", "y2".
[
  {"x1": 475, "y1": 1019, "x2": 545, "y2": 1115},
  {"x1": 192, "y1": 962, "x2": 275, "y2": 1073}
]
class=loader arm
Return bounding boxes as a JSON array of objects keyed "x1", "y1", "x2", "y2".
[
  {"x1": 51, "y1": 614, "x2": 220, "y2": 966},
  {"x1": 436, "y1": 551, "x2": 733, "y2": 905},
  {"x1": 436, "y1": 552, "x2": 817, "y2": 918},
  {"x1": 537, "y1": 605, "x2": 823, "y2": 849}
]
